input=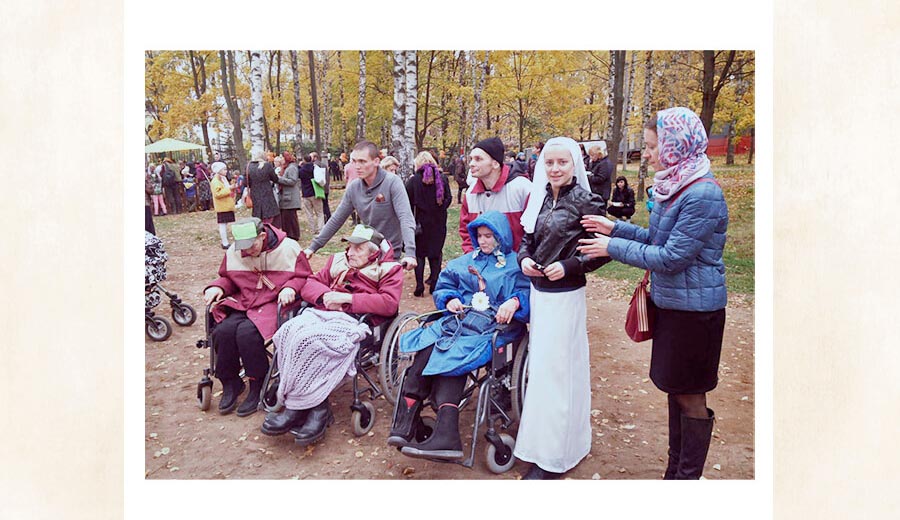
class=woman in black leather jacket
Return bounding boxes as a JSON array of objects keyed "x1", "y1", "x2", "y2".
[{"x1": 513, "y1": 137, "x2": 610, "y2": 480}]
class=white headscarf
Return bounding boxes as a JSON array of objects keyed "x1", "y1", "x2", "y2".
[{"x1": 520, "y1": 137, "x2": 590, "y2": 234}]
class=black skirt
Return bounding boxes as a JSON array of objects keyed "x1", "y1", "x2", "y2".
[
  {"x1": 649, "y1": 305, "x2": 726, "y2": 394},
  {"x1": 217, "y1": 210, "x2": 235, "y2": 224}
]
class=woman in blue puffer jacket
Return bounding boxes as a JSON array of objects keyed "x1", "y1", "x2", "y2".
[{"x1": 577, "y1": 107, "x2": 728, "y2": 480}]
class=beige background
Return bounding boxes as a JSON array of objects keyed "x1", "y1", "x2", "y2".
[{"x1": 1, "y1": 0, "x2": 897, "y2": 518}]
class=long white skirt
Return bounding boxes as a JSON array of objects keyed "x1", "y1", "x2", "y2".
[{"x1": 513, "y1": 285, "x2": 591, "y2": 473}]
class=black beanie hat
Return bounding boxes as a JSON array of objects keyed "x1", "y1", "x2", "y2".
[{"x1": 473, "y1": 137, "x2": 505, "y2": 167}]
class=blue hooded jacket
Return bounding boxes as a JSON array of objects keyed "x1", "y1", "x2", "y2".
[{"x1": 400, "y1": 211, "x2": 531, "y2": 376}]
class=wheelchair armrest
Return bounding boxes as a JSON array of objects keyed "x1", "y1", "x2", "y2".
[{"x1": 277, "y1": 300, "x2": 309, "y2": 326}]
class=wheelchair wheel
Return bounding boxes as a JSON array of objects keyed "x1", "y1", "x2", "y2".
[
  {"x1": 172, "y1": 303, "x2": 197, "y2": 326},
  {"x1": 378, "y1": 312, "x2": 419, "y2": 406},
  {"x1": 485, "y1": 433, "x2": 516, "y2": 474},
  {"x1": 510, "y1": 336, "x2": 529, "y2": 422},
  {"x1": 146, "y1": 316, "x2": 172, "y2": 342},
  {"x1": 351, "y1": 401, "x2": 376, "y2": 436},
  {"x1": 198, "y1": 385, "x2": 211, "y2": 411}
]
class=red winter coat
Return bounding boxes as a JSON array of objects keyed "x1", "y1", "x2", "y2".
[
  {"x1": 206, "y1": 225, "x2": 312, "y2": 339},
  {"x1": 300, "y1": 246, "x2": 403, "y2": 326}
]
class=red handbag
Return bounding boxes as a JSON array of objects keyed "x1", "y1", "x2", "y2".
[{"x1": 625, "y1": 269, "x2": 654, "y2": 342}]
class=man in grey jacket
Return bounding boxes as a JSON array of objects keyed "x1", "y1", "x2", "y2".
[{"x1": 304, "y1": 141, "x2": 418, "y2": 270}]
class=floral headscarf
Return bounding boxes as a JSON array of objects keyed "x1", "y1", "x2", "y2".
[{"x1": 650, "y1": 107, "x2": 712, "y2": 203}]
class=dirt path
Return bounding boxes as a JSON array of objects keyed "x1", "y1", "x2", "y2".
[{"x1": 145, "y1": 209, "x2": 754, "y2": 480}]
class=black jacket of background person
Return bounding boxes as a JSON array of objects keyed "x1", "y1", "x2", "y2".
[
  {"x1": 297, "y1": 162, "x2": 316, "y2": 198},
  {"x1": 518, "y1": 180, "x2": 611, "y2": 292},
  {"x1": 611, "y1": 185, "x2": 636, "y2": 208},
  {"x1": 587, "y1": 156, "x2": 613, "y2": 202}
]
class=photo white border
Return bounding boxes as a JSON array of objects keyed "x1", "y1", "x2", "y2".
[{"x1": 125, "y1": 1, "x2": 773, "y2": 518}]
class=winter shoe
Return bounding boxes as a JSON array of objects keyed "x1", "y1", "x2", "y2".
[
  {"x1": 522, "y1": 465, "x2": 563, "y2": 480},
  {"x1": 261, "y1": 408, "x2": 309, "y2": 436},
  {"x1": 217, "y1": 378, "x2": 245, "y2": 415},
  {"x1": 387, "y1": 395, "x2": 423, "y2": 448},
  {"x1": 236, "y1": 378, "x2": 263, "y2": 417},
  {"x1": 674, "y1": 408, "x2": 715, "y2": 479},
  {"x1": 663, "y1": 394, "x2": 682, "y2": 479},
  {"x1": 400, "y1": 404, "x2": 463, "y2": 460},
  {"x1": 291, "y1": 401, "x2": 334, "y2": 446}
]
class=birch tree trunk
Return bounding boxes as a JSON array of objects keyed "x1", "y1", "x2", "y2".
[
  {"x1": 337, "y1": 51, "x2": 347, "y2": 151},
  {"x1": 637, "y1": 51, "x2": 654, "y2": 201},
  {"x1": 622, "y1": 51, "x2": 637, "y2": 170},
  {"x1": 321, "y1": 51, "x2": 332, "y2": 153},
  {"x1": 605, "y1": 50, "x2": 617, "y2": 143},
  {"x1": 391, "y1": 51, "x2": 406, "y2": 165},
  {"x1": 307, "y1": 50, "x2": 322, "y2": 154},
  {"x1": 248, "y1": 50, "x2": 266, "y2": 159},
  {"x1": 402, "y1": 50, "x2": 418, "y2": 180},
  {"x1": 469, "y1": 51, "x2": 489, "y2": 149},
  {"x1": 219, "y1": 50, "x2": 247, "y2": 173},
  {"x1": 457, "y1": 51, "x2": 468, "y2": 153},
  {"x1": 356, "y1": 51, "x2": 367, "y2": 142},
  {"x1": 289, "y1": 51, "x2": 302, "y2": 143}
]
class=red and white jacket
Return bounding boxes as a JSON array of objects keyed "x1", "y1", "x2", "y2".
[
  {"x1": 206, "y1": 225, "x2": 312, "y2": 340},
  {"x1": 458, "y1": 165, "x2": 531, "y2": 253}
]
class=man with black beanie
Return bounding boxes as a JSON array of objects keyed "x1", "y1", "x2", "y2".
[{"x1": 458, "y1": 137, "x2": 532, "y2": 253}]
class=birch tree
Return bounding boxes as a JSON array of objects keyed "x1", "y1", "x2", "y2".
[
  {"x1": 337, "y1": 51, "x2": 347, "y2": 151},
  {"x1": 607, "y1": 50, "x2": 626, "y2": 166},
  {"x1": 248, "y1": 50, "x2": 266, "y2": 159},
  {"x1": 469, "y1": 51, "x2": 489, "y2": 148},
  {"x1": 289, "y1": 51, "x2": 302, "y2": 142},
  {"x1": 621, "y1": 51, "x2": 637, "y2": 170},
  {"x1": 390, "y1": 51, "x2": 406, "y2": 167},
  {"x1": 321, "y1": 51, "x2": 333, "y2": 152},
  {"x1": 402, "y1": 50, "x2": 418, "y2": 180},
  {"x1": 219, "y1": 50, "x2": 247, "y2": 173},
  {"x1": 356, "y1": 51, "x2": 366, "y2": 142},
  {"x1": 637, "y1": 51, "x2": 654, "y2": 200},
  {"x1": 307, "y1": 50, "x2": 322, "y2": 154},
  {"x1": 188, "y1": 50, "x2": 213, "y2": 160}
]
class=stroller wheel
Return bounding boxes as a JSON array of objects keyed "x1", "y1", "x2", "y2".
[
  {"x1": 146, "y1": 316, "x2": 173, "y2": 342},
  {"x1": 172, "y1": 303, "x2": 197, "y2": 326}
]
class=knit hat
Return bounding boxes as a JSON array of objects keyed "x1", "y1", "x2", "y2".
[
  {"x1": 211, "y1": 161, "x2": 227, "y2": 174},
  {"x1": 473, "y1": 137, "x2": 505, "y2": 167}
]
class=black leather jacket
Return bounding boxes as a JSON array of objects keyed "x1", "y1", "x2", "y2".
[{"x1": 518, "y1": 181, "x2": 611, "y2": 292}]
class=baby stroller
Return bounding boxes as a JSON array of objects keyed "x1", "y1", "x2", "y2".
[{"x1": 145, "y1": 231, "x2": 196, "y2": 341}]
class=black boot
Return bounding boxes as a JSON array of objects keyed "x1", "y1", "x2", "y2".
[
  {"x1": 260, "y1": 408, "x2": 309, "y2": 436},
  {"x1": 400, "y1": 404, "x2": 463, "y2": 460},
  {"x1": 291, "y1": 401, "x2": 334, "y2": 446},
  {"x1": 217, "y1": 377, "x2": 245, "y2": 415},
  {"x1": 663, "y1": 394, "x2": 682, "y2": 479},
  {"x1": 674, "y1": 408, "x2": 715, "y2": 479},
  {"x1": 522, "y1": 464, "x2": 563, "y2": 480},
  {"x1": 236, "y1": 377, "x2": 263, "y2": 417},
  {"x1": 387, "y1": 395, "x2": 423, "y2": 448}
]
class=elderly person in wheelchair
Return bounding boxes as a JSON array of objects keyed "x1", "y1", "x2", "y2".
[
  {"x1": 203, "y1": 217, "x2": 312, "y2": 416},
  {"x1": 388, "y1": 210, "x2": 530, "y2": 460},
  {"x1": 261, "y1": 224, "x2": 404, "y2": 446}
]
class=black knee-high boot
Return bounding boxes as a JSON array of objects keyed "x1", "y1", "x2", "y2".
[
  {"x1": 663, "y1": 394, "x2": 682, "y2": 479},
  {"x1": 674, "y1": 408, "x2": 715, "y2": 479},
  {"x1": 400, "y1": 375, "x2": 465, "y2": 460}
]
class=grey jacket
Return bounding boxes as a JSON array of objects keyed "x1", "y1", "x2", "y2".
[
  {"x1": 277, "y1": 163, "x2": 302, "y2": 210},
  {"x1": 309, "y1": 168, "x2": 416, "y2": 259}
]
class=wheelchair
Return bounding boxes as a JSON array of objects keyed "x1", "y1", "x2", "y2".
[
  {"x1": 390, "y1": 310, "x2": 530, "y2": 474},
  {"x1": 252, "y1": 303, "x2": 418, "y2": 436},
  {"x1": 145, "y1": 283, "x2": 197, "y2": 342}
]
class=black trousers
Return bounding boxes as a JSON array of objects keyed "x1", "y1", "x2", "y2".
[
  {"x1": 280, "y1": 208, "x2": 300, "y2": 241},
  {"x1": 414, "y1": 255, "x2": 442, "y2": 291},
  {"x1": 402, "y1": 345, "x2": 466, "y2": 406},
  {"x1": 212, "y1": 311, "x2": 269, "y2": 381},
  {"x1": 608, "y1": 205, "x2": 635, "y2": 219}
]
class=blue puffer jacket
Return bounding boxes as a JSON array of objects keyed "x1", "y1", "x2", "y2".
[{"x1": 607, "y1": 173, "x2": 728, "y2": 311}]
